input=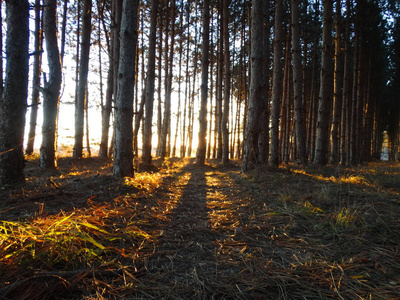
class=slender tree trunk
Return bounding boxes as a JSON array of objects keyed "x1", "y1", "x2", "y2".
[
  {"x1": 242, "y1": 0, "x2": 266, "y2": 172},
  {"x1": 85, "y1": 89, "x2": 91, "y2": 156},
  {"x1": 0, "y1": 2, "x2": 3, "y2": 97},
  {"x1": 257, "y1": 1, "x2": 270, "y2": 164},
  {"x1": 26, "y1": 0, "x2": 43, "y2": 155},
  {"x1": 340, "y1": 0, "x2": 351, "y2": 164},
  {"x1": 216, "y1": 5, "x2": 224, "y2": 159},
  {"x1": 73, "y1": 0, "x2": 92, "y2": 158},
  {"x1": 142, "y1": 0, "x2": 158, "y2": 165},
  {"x1": 270, "y1": 0, "x2": 283, "y2": 167},
  {"x1": 60, "y1": 0, "x2": 68, "y2": 66},
  {"x1": 172, "y1": 0, "x2": 184, "y2": 158},
  {"x1": 350, "y1": 32, "x2": 360, "y2": 165},
  {"x1": 280, "y1": 30, "x2": 291, "y2": 164},
  {"x1": 40, "y1": 0, "x2": 62, "y2": 169},
  {"x1": 0, "y1": 0, "x2": 29, "y2": 185},
  {"x1": 99, "y1": 0, "x2": 117, "y2": 157},
  {"x1": 221, "y1": 0, "x2": 231, "y2": 165},
  {"x1": 314, "y1": 0, "x2": 333, "y2": 165},
  {"x1": 156, "y1": 29, "x2": 163, "y2": 157},
  {"x1": 291, "y1": 0, "x2": 307, "y2": 166},
  {"x1": 330, "y1": 0, "x2": 343, "y2": 164},
  {"x1": 160, "y1": 0, "x2": 176, "y2": 161},
  {"x1": 196, "y1": 0, "x2": 210, "y2": 166},
  {"x1": 113, "y1": 0, "x2": 139, "y2": 178}
]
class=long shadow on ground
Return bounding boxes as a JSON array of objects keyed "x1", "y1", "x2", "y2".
[{"x1": 135, "y1": 164, "x2": 223, "y2": 299}]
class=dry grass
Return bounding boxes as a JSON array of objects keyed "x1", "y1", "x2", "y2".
[{"x1": 0, "y1": 157, "x2": 399, "y2": 299}]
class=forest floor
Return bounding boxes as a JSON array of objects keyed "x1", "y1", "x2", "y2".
[{"x1": 0, "y1": 156, "x2": 400, "y2": 299}]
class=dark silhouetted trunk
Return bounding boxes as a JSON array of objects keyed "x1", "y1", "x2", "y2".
[
  {"x1": 196, "y1": 0, "x2": 210, "y2": 166},
  {"x1": 26, "y1": 0, "x2": 43, "y2": 155},
  {"x1": 40, "y1": 0, "x2": 62, "y2": 169},
  {"x1": 0, "y1": 0, "x2": 29, "y2": 185},
  {"x1": 73, "y1": 0, "x2": 92, "y2": 158}
]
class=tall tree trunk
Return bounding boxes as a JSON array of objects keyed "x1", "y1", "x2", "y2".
[
  {"x1": 242, "y1": 0, "x2": 266, "y2": 172},
  {"x1": 113, "y1": 0, "x2": 139, "y2": 177},
  {"x1": 270, "y1": 0, "x2": 283, "y2": 167},
  {"x1": 160, "y1": 0, "x2": 176, "y2": 161},
  {"x1": 314, "y1": 0, "x2": 334, "y2": 165},
  {"x1": 196, "y1": 0, "x2": 210, "y2": 166},
  {"x1": 142, "y1": 0, "x2": 158, "y2": 165},
  {"x1": 291, "y1": 0, "x2": 307, "y2": 165},
  {"x1": 73, "y1": 0, "x2": 92, "y2": 158},
  {"x1": 340, "y1": 0, "x2": 352, "y2": 164},
  {"x1": 60, "y1": 0, "x2": 68, "y2": 66},
  {"x1": 0, "y1": 0, "x2": 29, "y2": 185},
  {"x1": 221, "y1": 0, "x2": 231, "y2": 165},
  {"x1": 156, "y1": 29, "x2": 163, "y2": 157},
  {"x1": 0, "y1": 2, "x2": 3, "y2": 97},
  {"x1": 26, "y1": 0, "x2": 43, "y2": 155},
  {"x1": 85, "y1": 89, "x2": 91, "y2": 156},
  {"x1": 40, "y1": 0, "x2": 62, "y2": 169},
  {"x1": 280, "y1": 30, "x2": 291, "y2": 164},
  {"x1": 172, "y1": 0, "x2": 185, "y2": 158},
  {"x1": 330, "y1": 0, "x2": 344, "y2": 164},
  {"x1": 99, "y1": 0, "x2": 118, "y2": 157}
]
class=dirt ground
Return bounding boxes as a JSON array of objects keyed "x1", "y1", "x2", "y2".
[{"x1": 0, "y1": 157, "x2": 400, "y2": 299}]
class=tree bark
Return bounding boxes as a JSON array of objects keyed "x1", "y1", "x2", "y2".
[
  {"x1": 99, "y1": 1, "x2": 115, "y2": 157},
  {"x1": 291, "y1": 0, "x2": 307, "y2": 166},
  {"x1": 242, "y1": 0, "x2": 266, "y2": 172},
  {"x1": 60, "y1": 0, "x2": 68, "y2": 66},
  {"x1": 160, "y1": 1, "x2": 176, "y2": 160},
  {"x1": 330, "y1": 0, "x2": 344, "y2": 164},
  {"x1": 73, "y1": 0, "x2": 92, "y2": 158},
  {"x1": 26, "y1": 0, "x2": 43, "y2": 155},
  {"x1": 40, "y1": 0, "x2": 62, "y2": 169},
  {"x1": 221, "y1": 0, "x2": 231, "y2": 165},
  {"x1": 270, "y1": 0, "x2": 283, "y2": 167},
  {"x1": 314, "y1": 0, "x2": 334, "y2": 165},
  {"x1": 196, "y1": 0, "x2": 210, "y2": 166},
  {"x1": 113, "y1": 0, "x2": 139, "y2": 178},
  {"x1": 0, "y1": 0, "x2": 29, "y2": 185},
  {"x1": 142, "y1": 0, "x2": 158, "y2": 165}
]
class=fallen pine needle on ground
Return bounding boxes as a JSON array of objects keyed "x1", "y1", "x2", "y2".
[{"x1": 0, "y1": 156, "x2": 399, "y2": 299}]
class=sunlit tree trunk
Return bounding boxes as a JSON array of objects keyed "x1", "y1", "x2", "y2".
[
  {"x1": 113, "y1": 0, "x2": 139, "y2": 178},
  {"x1": 314, "y1": 0, "x2": 333, "y2": 165},
  {"x1": 73, "y1": 0, "x2": 92, "y2": 158},
  {"x1": 142, "y1": 0, "x2": 158, "y2": 165},
  {"x1": 196, "y1": 0, "x2": 210, "y2": 166},
  {"x1": 40, "y1": 0, "x2": 62, "y2": 169},
  {"x1": 0, "y1": 0, "x2": 29, "y2": 185},
  {"x1": 26, "y1": 0, "x2": 43, "y2": 155}
]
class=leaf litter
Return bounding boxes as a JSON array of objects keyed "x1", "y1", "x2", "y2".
[{"x1": 0, "y1": 157, "x2": 399, "y2": 299}]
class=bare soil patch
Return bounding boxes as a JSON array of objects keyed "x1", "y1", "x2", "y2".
[{"x1": 1, "y1": 157, "x2": 399, "y2": 299}]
